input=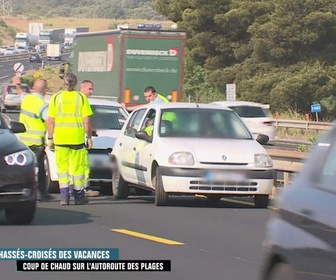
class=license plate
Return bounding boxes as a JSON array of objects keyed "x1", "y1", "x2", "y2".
[{"x1": 205, "y1": 171, "x2": 246, "y2": 182}]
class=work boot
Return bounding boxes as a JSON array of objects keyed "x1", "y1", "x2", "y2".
[
  {"x1": 85, "y1": 189, "x2": 100, "y2": 197},
  {"x1": 73, "y1": 189, "x2": 89, "y2": 205},
  {"x1": 60, "y1": 187, "x2": 70, "y2": 206}
]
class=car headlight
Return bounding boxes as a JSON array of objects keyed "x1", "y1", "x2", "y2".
[
  {"x1": 254, "y1": 154, "x2": 273, "y2": 168},
  {"x1": 4, "y1": 150, "x2": 35, "y2": 166},
  {"x1": 168, "y1": 152, "x2": 195, "y2": 166}
]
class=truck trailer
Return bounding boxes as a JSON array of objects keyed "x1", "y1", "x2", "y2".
[
  {"x1": 38, "y1": 28, "x2": 65, "y2": 45},
  {"x1": 14, "y1": 33, "x2": 38, "y2": 48},
  {"x1": 68, "y1": 29, "x2": 186, "y2": 104}
]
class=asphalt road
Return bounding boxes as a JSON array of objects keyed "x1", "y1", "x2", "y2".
[
  {"x1": 0, "y1": 53, "x2": 69, "y2": 84},
  {"x1": 0, "y1": 195, "x2": 272, "y2": 280}
]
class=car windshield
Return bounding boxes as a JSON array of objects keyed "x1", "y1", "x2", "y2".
[
  {"x1": 91, "y1": 105, "x2": 128, "y2": 130},
  {"x1": 7, "y1": 85, "x2": 29, "y2": 95},
  {"x1": 159, "y1": 108, "x2": 252, "y2": 139},
  {"x1": 228, "y1": 106, "x2": 268, "y2": 118}
]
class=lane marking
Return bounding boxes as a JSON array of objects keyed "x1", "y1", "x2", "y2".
[
  {"x1": 111, "y1": 229, "x2": 185, "y2": 245},
  {"x1": 0, "y1": 75, "x2": 9, "y2": 79}
]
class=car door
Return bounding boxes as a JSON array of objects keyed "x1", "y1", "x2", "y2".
[
  {"x1": 116, "y1": 109, "x2": 146, "y2": 183},
  {"x1": 134, "y1": 109, "x2": 157, "y2": 187}
]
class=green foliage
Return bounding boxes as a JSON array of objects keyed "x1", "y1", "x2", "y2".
[
  {"x1": 20, "y1": 75, "x2": 35, "y2": 88},
  {"x1": 12, "y1": 0, "x2": 162, "y2": 19},
  {"x1": 0, "y1": 19, "x2": 7, "y2": 28},
  {"x1": 154, "y1": 0, "x2": 336, "y2": 121}
]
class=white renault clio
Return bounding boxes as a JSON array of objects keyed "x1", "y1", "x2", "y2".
[{"x1": 111, "y1": 102, "x2": 274, "y2": 207}]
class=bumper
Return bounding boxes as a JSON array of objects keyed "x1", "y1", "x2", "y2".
[
  {"x1": 159, "y1": 167, "x2": 274, "y2": 195},
  {"x1": 0, "y1": 166, "x2": 37, "y2": 208},
  {"x1": 89, "y1": 152, "x2": 113, "y2": 183}
]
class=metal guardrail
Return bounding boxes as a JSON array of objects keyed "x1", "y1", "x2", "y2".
[{"x1": 274, "y1": 119, "x2": 332, "y2": 131}]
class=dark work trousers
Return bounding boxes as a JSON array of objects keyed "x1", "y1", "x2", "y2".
[{"x1": 29, "y1": 145, "x2": 47, "y2": 195}]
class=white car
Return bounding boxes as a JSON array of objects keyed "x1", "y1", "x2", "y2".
[
  {"x1": 111, "y1": 102, "x2": 275, "y2": 207},
  {"x1": 45, "y1": 98, "x2": 129, "y2": 194},
  {"x1": 210, "y1": 101, "x2": 276, "y2": 142}
]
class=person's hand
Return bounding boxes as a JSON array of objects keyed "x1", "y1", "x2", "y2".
[
  {"x1": 12, "y1": 76, "x2": 21, "y2": 85},
  {"x1": 47, "y1": 139, "x2": 55, "y2": 150},
  {"x1": 87, "y1": 138, "x2": 93, "y2": 149},
  {"x1": 120, "y1": 102, "x2": 126, "y2": 109}
]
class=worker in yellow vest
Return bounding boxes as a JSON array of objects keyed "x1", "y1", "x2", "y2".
[
  {"x1": 18, "y1": 78, "x2": 53, "y2": 201},
  {"x1": 47, "y1": 73, "x2": 93, "y2": 206}
]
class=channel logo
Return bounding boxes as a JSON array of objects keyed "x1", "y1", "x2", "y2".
[{"x1": 169, "y1": 48, "x2": 179, "y2": 57}]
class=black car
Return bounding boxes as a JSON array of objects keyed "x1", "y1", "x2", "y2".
[
  {"x1": 262, "y1": 124, "x2": 336, "y2": 280},
  {"x1": 29, "y1": 53, "x2": 42, "y2": 63},
  {"x1": 0, "y1": 114, "x2": 37, "y2": 225}
]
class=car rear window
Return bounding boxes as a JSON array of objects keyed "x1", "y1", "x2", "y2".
[
  {"x1": 228, "y1": 106, "x2": 268, "y2": 118},
  {"x1": 7, "y1": 85, "x2": 29, "y2": 95}
]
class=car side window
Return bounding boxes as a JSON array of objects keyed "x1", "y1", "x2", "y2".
[
  {"x1": 140, "y1": 109, "x2": 156, "y2": 136},
  {"x1": 124, "y1": 109, "x2": 146, "y2": 138}
]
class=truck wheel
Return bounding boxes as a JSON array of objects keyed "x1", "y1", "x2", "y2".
[
  {"x1": 154, "y1": 167, "x2": 168, "y2": 206},
  {"x1": 112, "y1": 165, "x2": 129, "y2": 199},
  {"x1": 44, "y1": 156, "x2": 59, "y2": 193},
  {"x1": 5, "y1": 201, "x2": 36, "y2": 225},
  {"x1": 255, "y1": 194, "x2": 269, "y2": 208}
]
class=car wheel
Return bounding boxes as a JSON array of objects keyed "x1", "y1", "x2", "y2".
[
  {"x1": 154, "y1": 167, "x2": 168, "y2": 206},
  {"x1": 206, "y1": 195, "x2": 222, "y2": 204},
  {"x1": 44, "y1": 156, "x2": 59, "y2": 193},
  {"x1": 112, "y1": 164, "x2": 129, "y2": 199},
  {"x1": 255, "y1": 194, "x2": 269, "y2": 208},
  {"x1": 267, "y1": 263, "x2": 295, "y2": 280},
  {"x1": 5, "y1": 201, "x2": 36, "y2": 225}
]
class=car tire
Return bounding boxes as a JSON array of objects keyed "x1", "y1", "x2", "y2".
[
  {"x1": 44, "y1": 156, "x2": 59, "y2": 193},
  {"x1": 112, "y1": 165, "x2": 129, "y2": 199},
  {"x1": 267, "y1": 263, "x2": 295, "y2": 280},
  {"x1": 254, "y1": 194, "x2": 269, "y2": 208},
  {"x1": 154, "y1": 167, "x2": 168, "y2": 206},
  {"x1": 5, "y1": 201, "x2": 36, "y2": 225}
]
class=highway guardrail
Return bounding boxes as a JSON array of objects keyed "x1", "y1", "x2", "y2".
[{"x1": 274, "y1": 119, "x2": 332, "y2": 131}]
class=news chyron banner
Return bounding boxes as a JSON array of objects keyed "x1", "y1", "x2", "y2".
[{"x1": 0, "y1": 248, "x2": 171, "y2": 272}]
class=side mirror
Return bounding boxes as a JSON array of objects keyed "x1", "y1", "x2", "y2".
[
  {"x1": 135, "y1": 131, "x2": 152, "y2": 142},
  {"x1": 256, "y1": 134, "x2": 269, "y2": 145},
  {"x1": 10, "y1": 121, "x2": 26, "y2": 133}
]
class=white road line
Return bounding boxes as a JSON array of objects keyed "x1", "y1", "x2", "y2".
[{"x1": 0, "y1": 75, "x2": 9, "y2": 79}]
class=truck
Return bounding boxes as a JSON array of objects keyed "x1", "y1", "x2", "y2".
[
  {"x1": 64, "y1": 27, "x2": 89, "y2": 46},
  {"x1": 47, "y1": 43, "x2": 62, "y2": 61},
  {"x1": 29, "y1": 23, "x2": 43, "y2": 37},
  {"x1": 68, "y1": 29, "x2": 186, "y2": 104},
  {"x1": 38, "y1": 28, "x2": 65, "y2": 45},
  {"x1": 14, "y1": 33, "x2": 38, "y2": 48}
]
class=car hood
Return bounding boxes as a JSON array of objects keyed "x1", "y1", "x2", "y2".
[
  {"x1": 0, "y1": 129, "x2": 29, "y2": 156},
  {"x1": 160, "y1": 138, "x2": 268, "y2": 164},
  {"x1": 91, "y1": 129, "x2": 121, "y2": 149}
]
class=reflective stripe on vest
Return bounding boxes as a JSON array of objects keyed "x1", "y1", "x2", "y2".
[
  {"x1": 53, "y1": 91, "x2": 85, "y2": 145},
  {"x1": 157, "y1": 94, "x2": 169, "y2": 103}
]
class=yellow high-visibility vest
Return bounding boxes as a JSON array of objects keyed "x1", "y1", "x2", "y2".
[
  {"x1": 48, "y1": 91, "x2": 92, "y2": 145},
  {"x1": 19, "y1": 94, "x2": 47, "y2": 146}
]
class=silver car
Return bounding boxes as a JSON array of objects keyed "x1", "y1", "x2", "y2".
[
  {"x1": 262, "y1": 124, "x2": 336, "y2": 279},
  {"x1": 0, "y1": 84, "x2": 29, "y2": 112}
]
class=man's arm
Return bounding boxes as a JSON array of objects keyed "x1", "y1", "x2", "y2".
[
  {"x1": 121, "y1": 103, "x2": 143, "y2": 112},
  {"x1": 46, "y1": 117, "x2": 55, "y2": 139},
  {"x1": 83, "y1": 116, "x2": 92, "y2": 140},
  {"x1": 12, "y1": 76, "x2": 25, "y2": 96}
]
